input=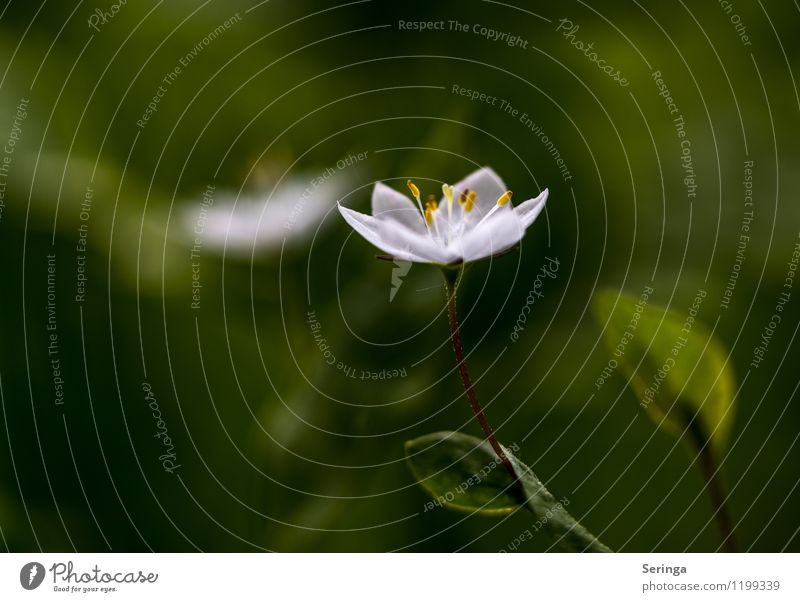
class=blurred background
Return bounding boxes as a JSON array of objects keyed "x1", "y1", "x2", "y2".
[{"x1": 0, "y1": 0, "x2": 798, "y2": 552}]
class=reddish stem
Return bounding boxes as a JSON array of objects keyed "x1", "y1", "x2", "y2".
[
  {"x1": 696, "y1": 440, "x2": 739, "y2": 553},
  {"x1": 443, "y1": 270, "x2": 517, "y2": 480},
  {"x1": 683, "y1": 405, "x2": 739, "y2": 552}
]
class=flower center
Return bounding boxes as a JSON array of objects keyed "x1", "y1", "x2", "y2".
[{"x1": 407, "y1": 179, "x2": 512, "y2": 246}]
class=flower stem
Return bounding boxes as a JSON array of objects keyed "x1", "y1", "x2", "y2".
[
  {"x1": 683, "y1": 405, "x2": 739, "y2": 552},
  {"x1": 442, "y1": 269, "x2": 517, "y2": 480},
  {"x1": 696, "y1": 442, "x2": 739, "y2": 552}
]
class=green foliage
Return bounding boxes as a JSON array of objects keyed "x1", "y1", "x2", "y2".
[
  {"x1": 593, "y1": 289, "x2": 736, "y2": 453},
  {"x1": 1, "y1": 0, "x2": 796, "y2": 553},
  {"x1": 405, "y1": 431, "x2": 520, "y2": 515},
  {"x1": 405, "y1": 431, "x2": 610, "y2": 552}
]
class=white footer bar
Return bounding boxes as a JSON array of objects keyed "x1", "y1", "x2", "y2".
[{"x1": 1, "y1": 553, "x2": 797, "y2": 600}]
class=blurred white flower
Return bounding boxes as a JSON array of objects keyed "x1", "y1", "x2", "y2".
[
  {"x1": 338, "y1": 167, "x2": 548, "y2": 265},
  {"x1": 184, "y1": 171, "x2": 349, "y2": 256}
]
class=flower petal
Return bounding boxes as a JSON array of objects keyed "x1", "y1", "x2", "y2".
[
  {"x1": 514, "y1": 188, "x2": 549, "y2": 229},
  {"x1": 338, "y1": 204, "x2": 452, "y2": 264},
  {"x1": 188, "y1": 184, "x2": 332, "y2": 255},
  {"x1": 371, "y1": 182, "x2": 426, "y2": 234},
  {"x1": 450, "y1": 166, "x2": 508, "y2": 219},
  {"x1": 450, "y1": 210, "x2": 524, "y2": 263}
]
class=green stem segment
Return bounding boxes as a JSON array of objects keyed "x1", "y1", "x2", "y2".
[
  {"x1": 683, "y1": 405, "x2": 739, "y2": 552},
  {"x1": 696, "y1": 443, "x2": 739, "y2": 553},
  {"x1": 443, "y1": 268, "x2": 517, "y2": 480}
]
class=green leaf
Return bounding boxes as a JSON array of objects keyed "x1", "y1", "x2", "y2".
[
  {"x1": 405, "y1": 431, "x2": 520, "y2": 515},
  {"x1": 405, "y1": 431, "x2": 611, "y2": 552},
  {"x1": 592, "y1": 289, "x2": 736, "y2": 453}
]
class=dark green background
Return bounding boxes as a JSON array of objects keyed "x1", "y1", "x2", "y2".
[{"x1": 0, "y1": 0, "x2": 798, "y2": 551}]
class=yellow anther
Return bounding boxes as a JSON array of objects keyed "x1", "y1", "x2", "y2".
[
  {"x1": 425, "y1": 207, "x2": 436, "y2": 225},
  {"x1": 464, "y1": 190, "x2": 476, "y2": 212},
  {"x1": 425, "y1": 196, "x2": 438, "y2": 225},
  {"x1": 459, "y1": 190, "x2": 468, "y2": 206},
  {"x1": 407, "y1": 180, "x2": 420, "y2": 199},
  {"x1": 442, "y1": 183, "x2": 454, "y2": 203},
  {"x1": 496, "y1": 190, "x2": 513, "y2": 206},
  {"x1": 442, "y1": 183, "x2": 454, "y2": 218}
]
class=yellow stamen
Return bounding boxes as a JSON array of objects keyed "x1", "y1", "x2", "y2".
[
  {"x1": 459, "y1": 190, "x2": 468, "y2": 207},
  {"x1": 407, "y1": 180, "x2": 420, "y2": 200},
  {"x1": 442, "y1": 183, "x2": 454, "y2": 220},
  {"x1": 442, "y1": 184, "x2": 453, "y2": 202},
  {"x1": 425, "y1": 196, "x2": 438, "y2": 225},
  {"x1": 496, "y1": 190, "x2": 513, "y2": 206},
  {"x1": 464, "y1": 190, "x2": 476, "y2": 212}
]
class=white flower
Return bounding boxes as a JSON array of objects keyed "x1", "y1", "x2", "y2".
[
  {"x1": 338, "y1": 167, "x2": 548, "y2": 265},
  {"x1": 183, "y1": 172, "x2": 349, "y2": 257}
]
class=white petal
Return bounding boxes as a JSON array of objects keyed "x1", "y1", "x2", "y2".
[
  {"x1": 371, "y1": 182, "x2": 426, "y2": 234},
  {"x1": 450, "y1": 166, "x2": 508, "y2": 219},
  {"x1": 451, "y1": 210, "x2": 524, "y2": 263},
  {"x1": 429, "y1": 204, "x2": 454, "y2": 245},
  {"x1": 188, "y1": 174, "x2": 343, "y2": 256},
  {"x1": 338, "y1": 204, "x2": 452, "y2": 264},
  {"x1": 514, "y1": 188, "x2": 548, "y2": 229}
]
